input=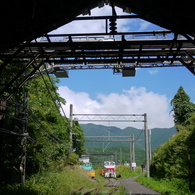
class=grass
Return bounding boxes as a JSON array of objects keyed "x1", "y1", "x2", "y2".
[
  {"x1": 135, "y1": 174, "x2": 195, "y2": 195},
  {"x1": 116, "y1": 165, "x2": 141, "y2": 179},
  {"x1": 0, "y1": 165, "x2": 142, "y2": 195},
  {"x1": 0, "y1": 166, "x2": 107, "y2": 195}
]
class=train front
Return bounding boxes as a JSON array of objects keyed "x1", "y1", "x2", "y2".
[{"x1": 103, "y1": 161, "x2": 116, "y2": 178}]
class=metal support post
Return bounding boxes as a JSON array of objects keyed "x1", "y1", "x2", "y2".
[
  {"x1": 69, "y1": 104, "x2": 73, "y2": 152},
  {"x1": 144, "y1": 113, "x2": 150, "y2": 177},
  {"x1": 120, "y1": 148, "x2": 122, "y2": 165},
  {"x1": 149, "y1": 129, "x2": 152, "y2": 161},
  {"x1": 130, "y1": 137, "x2": 133, "y2": 171},
  {"x1": 132, "y1": 134, "x2": 135, "y2": 172},
  {"x1": 115, "y1": 151, "x2": 117, "y2": 164},
  {"x1": 21, "y1": 92, "x2": 28, "y2": 185},
  {"x1": 130, "y1": 134, "x2": 135, "y2": 171},
  {"x1": 129, "y1": 139, "x2": 131, "y2": 170},
  {"x1": 0, "y1": 99, "x2": 6, "y2": 184}
]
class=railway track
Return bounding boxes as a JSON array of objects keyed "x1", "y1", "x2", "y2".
[{"x1": 70, "y1": 178, "x2": 120, "y2": 195}]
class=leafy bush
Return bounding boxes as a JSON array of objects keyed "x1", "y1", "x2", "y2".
[
  {"x1": 135, "y1": 174, "x2": 195, "y2": 195},
  {"x1": 0, "y1": 183, "x2": 40, "y2": 195},
  {"x1": 150, "y1": 127, "x2": 190, "y2": 179},
  {"x1": 116, "y1": 165, "x2": 141, "y2": 179},
  {"x1": 150, "y1": 114, "x2": 195, "y2": 193}
]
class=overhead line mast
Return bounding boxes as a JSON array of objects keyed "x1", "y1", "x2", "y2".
[{"x1": 69, "y1": 104, "x2": 150, "y2": 177}]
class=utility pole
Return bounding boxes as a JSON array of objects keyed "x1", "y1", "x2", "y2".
[
  {"x1": 132, "y1": 134, "x2": 135, "y2": 163},
  {"x1": 132, "y1": 134, "x2": 135, "y2": 172},
  {"x1": 69, "y1": 104, "x2": 73, "y2": 152},
  {"x1": 115, "y1": 151, "x2": 117, "y2": 164},
  {"x1": 144, "y1": 113, "x2": 150, "y2": 177},
  {"x1": 21, "y1": 92, "x2": 28, "y2": 185},
  {"x1": 130, "y1": 136, "x2": 133, "y2": 171},
  {"x1": 130, "y1": 135, "x2": 135, "y2": 171},
  {"x1": 149, "y1": 129, "x2": 152, "y2": 161},
  {"x1": 0, "y1": 99, "x2": 6, "y2": 185},
  {"x1": 120, "y1": 148, "x2": 122, "y2": 165}
]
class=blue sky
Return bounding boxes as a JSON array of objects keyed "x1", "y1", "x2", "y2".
[
  {"x1": 58, "y1": 67, "x2": 195, "y2": 102},
  {"x1": 49, "y1": 5, "x2": 195, "y2": 129}
]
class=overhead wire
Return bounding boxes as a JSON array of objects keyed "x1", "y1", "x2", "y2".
[
  {"x1": 1, "y1": 43, "x2": 73, "y2": 149},
  {"x1": 0, "y1": 98, "x2": 35, "y2": 142},
  {"x1": 0, "y1": 126, "x2": 36, "y2": 143},
  {"x1": 28, "y1": 118, "x2": 63, "y2": 145},
  {"x1": 0, "y1": 108, "x2": 63, "y2": 145},
  {"x1": 38, "y1": 70, "x2": 65, "y2": 120},
  {"x1": 28, "y1": 110, "x2": 65, "y2": 144},
  {"x1": 43, "y1": 62, "x2": 67, "y2": 118},
  {"x1": 29, "y1": 45, "x2": 69, "y2": 128},
  {"x1": 0, "y1": 127, "x2": 27, "y2": 136},
  {"x1": 0, "y1": 45, "x2": 70, "y2": 168},
  {"x1": 14, "y1": 46, "x2": 70, "y2": 148},
  {"x1": 135, "y1": 126, "x2": 144, "y2": 141},
  {"x1": 36, "y1": 71, "x2": 71, "y2": 142}
]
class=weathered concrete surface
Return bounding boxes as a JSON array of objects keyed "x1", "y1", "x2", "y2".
[{"x1": 120, "y1": 175, "x2": 162, "y2": 195}]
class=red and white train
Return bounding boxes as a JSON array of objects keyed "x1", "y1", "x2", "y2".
[{"x1": 102, "y1": 161, "x2": 116, "y2": 178}]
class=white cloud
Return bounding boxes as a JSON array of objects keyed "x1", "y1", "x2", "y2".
[
  {"x1": 58, "y1": 86, "x2": 174, "y2": 129},
  {"x1": 51, "y1": 5, "x2": 174, "y2": 130},
  {"x1": 50, "y1": 5, "x2": 148, "y2": 35},
  {"x1": 138, "y1": 20, "x2": 151, "y2": 31},
  {"x1": 148, "y1": 69, "x2": 159, "y2": 75}
]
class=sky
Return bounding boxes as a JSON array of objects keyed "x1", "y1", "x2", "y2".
[{"x1": 49, "y1": 5, "x2": 195, "y2": 130}]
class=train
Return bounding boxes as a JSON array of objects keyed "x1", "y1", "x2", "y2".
[
  {"x1": 81, "y1": 162, "x2": 95, "y2": 178},
  {"x1": 101, "y1": 161, "x2": 116, "y2": 178}
]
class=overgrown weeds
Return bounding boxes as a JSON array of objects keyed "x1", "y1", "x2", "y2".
[
  {"x1": 0, "y1": 165, "x2": 142, "y2": 195},
  {"x1": 135, "y1": 174, "x2": 195, "y2": 195},
  {"x1": 0, "y1": 166, "x2": 106, "y2": 195},
  {"x1": 116, "y1": 165, "x2": 141, "y2": 179}
]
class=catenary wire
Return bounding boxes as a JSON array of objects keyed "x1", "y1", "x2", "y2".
[
  {"x1": 43, "y1": 63, "x2": 67, "y2": 118},
  {"x1": 135, "y1": 127, "x2": 144, "y2": 141},
  {"x1": 29, "y1": 46, "x2": 69, "y2": 129},
  {"x1": 28, "y1": 109, "x2": 65, "y2": 144}
]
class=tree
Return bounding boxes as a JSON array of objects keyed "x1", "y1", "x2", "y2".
[
  {"x1": 171, "y1": 86, "x2": 195, "y2": 130},
  {"x1": 0, "y1": 61, "x2": 32, "y2": 185},
  {"x1": 72, "y1": 120, "x2": 85, "y2": 156},
  {"x1": 27, "y1": 75, "x2": 75, "y2": 173},
  {"x1": 150, "y1": 87, "x2": 195, "y2": 192},
  {"x1": 27, "y1": 75, "x2": 86, "y2": 171},
  {"x1": 0, "y1": 63, "x2": 86, "y2": 185},
  {"x1": 150, "y1": 114, "x2": 195, "y2": 192}
]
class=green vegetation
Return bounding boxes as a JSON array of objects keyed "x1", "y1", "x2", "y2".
[
  {"x1": 0, "y1": 73, "x2": 85, "y2": 185},
  {"x1": 0, "y1": 165, "x2": 139, "y2": 195},
  {"x1": 116, "y1": 165, "x2": 141, "y2": 178},
  {"x1": 0, "y1": 166, "x2": 107, "y2": 195},
  {"x1": 171, "y1": 86, "x2": 195, "y2": 129},
  {"x1": 141, "y1": 86, "x2": 195, "y2": 194},
  {"x1": 2, "y1": 61, "x2": 195, "y2": 195},
  {"x1": 82, "y1": 124, "x2": 176, "y2": 152},
  {"x1": 150, "y1": 114, "x2": 195, "y2": 191},
  {"x1": 87, "y1": 146, "x2": 145, "y2": 166},
  {"x1": 136, "y1": 174, "x2": 195, "y2": 195}
]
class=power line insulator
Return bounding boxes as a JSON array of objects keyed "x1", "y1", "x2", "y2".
[{"x1": 109, "y1": 18, "x2": 117, "y2": 34}]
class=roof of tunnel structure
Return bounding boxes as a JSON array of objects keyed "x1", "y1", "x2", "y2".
[{"x1": 1, "y1": 0, "x2": 195, "y2": 50}]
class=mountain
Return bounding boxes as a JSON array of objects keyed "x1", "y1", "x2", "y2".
[{"x1": 81, "y1": 123, "x2": 176, "y2": 151}]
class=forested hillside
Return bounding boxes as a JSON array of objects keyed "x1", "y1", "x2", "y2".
[
  {"x1": 81, "y1": 124, "x2": 176, "y2": 166},
  {"x1": 82, "y1": 123, "x2": 176, "y2": 151},
  {"x1": 86, "y1": 146, "x2": 145, "y2": 166}
]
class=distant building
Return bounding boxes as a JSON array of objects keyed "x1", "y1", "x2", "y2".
[
  {"x1": 79, "y1": 155, "x2": 90, "y2": 163},
  {"x1": 124, "y1": 162, "x2": 130, "y2": 166}
]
